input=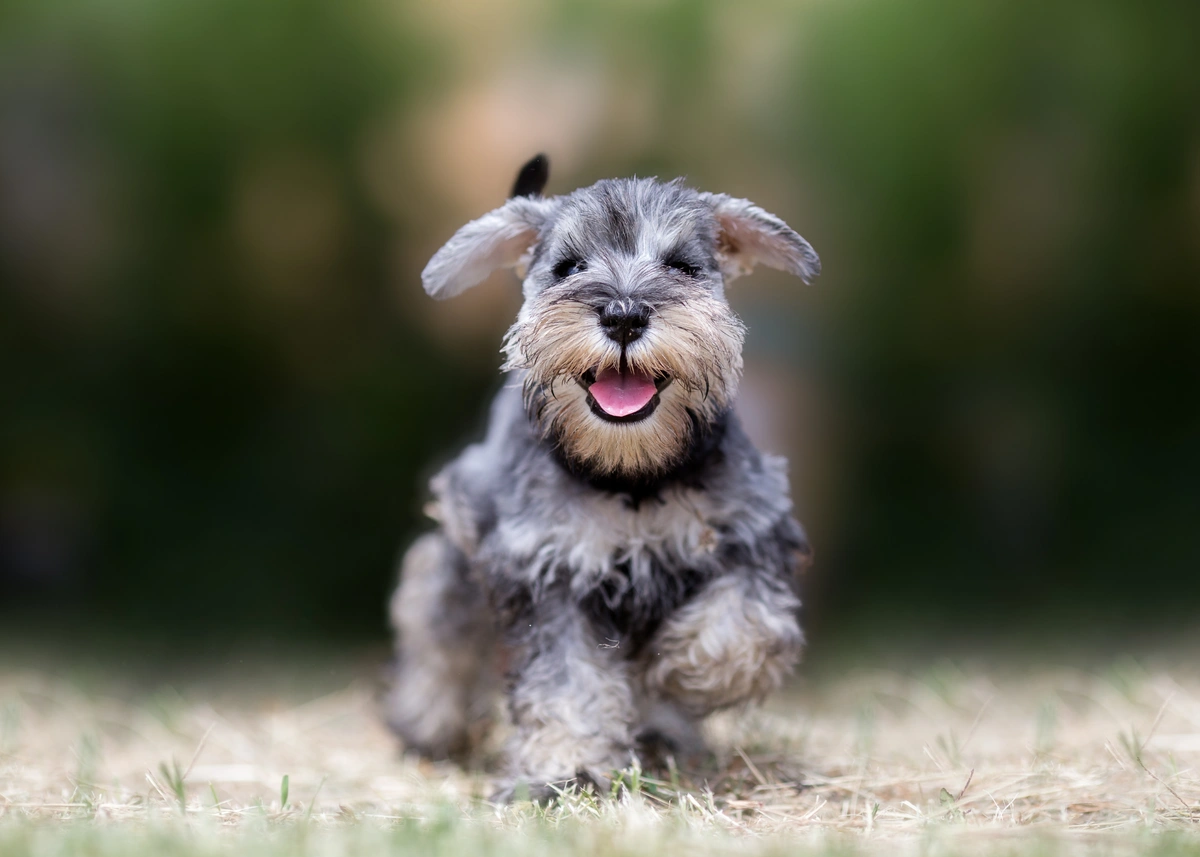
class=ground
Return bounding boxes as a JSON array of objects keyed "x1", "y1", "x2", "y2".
[{"x1": 2, "y1": 649, "x2": 1200, "y2": 856}]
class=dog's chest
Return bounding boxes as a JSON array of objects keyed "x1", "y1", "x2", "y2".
[
  {"x1": 500, "y1": 486, "x2": 725, "y2": 653},
  {"x1": 499, "y1": 485, "x2": 723, "y2": 590}
]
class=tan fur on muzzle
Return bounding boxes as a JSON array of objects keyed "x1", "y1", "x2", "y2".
[{"x1": 502, "y1": 282, "x2": 745, "y2": 477}]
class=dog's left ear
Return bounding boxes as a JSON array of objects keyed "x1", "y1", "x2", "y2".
[
  {"x1": 702, "y1": 194, "x2": 821, "y2": 284},
  {"x1": 511, "y1": 153, "x2": 550, "y2": 199},
  {"x1": 422, "y1": 196, "x2": 553, "y2": 299}
]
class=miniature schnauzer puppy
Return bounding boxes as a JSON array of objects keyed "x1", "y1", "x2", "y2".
[{"x1": 386, "y1": 155, "x2": 820, "y2": 799}]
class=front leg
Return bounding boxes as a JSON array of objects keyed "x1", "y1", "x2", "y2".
[
  {"x1": 500, "y1": 597, "x2": 636, "y2": 800},
  {"x1": 640, "y1": 570, "x2": 803, "y2": 718}
]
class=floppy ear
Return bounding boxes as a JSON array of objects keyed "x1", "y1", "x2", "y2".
[
  {"x1": 421, "y1": 196, "x2": 553, "y2": 299},
  {"x1": 702, "y1": 193, "x2": 821, "y2": 284}
]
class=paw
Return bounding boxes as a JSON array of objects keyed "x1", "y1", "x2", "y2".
[
  {"x1": 385, "y1": 714, "x2": 470, "y2": 764},
  {"x1": 634, "y1": 726, "x2": 711, "y2": 772},
  {"x1": 383, "y1": 678, "x2": 472, "y2": 763},
  {"x1": 643, "y1": 577, "x2": 802, "y2": 716},
  {"x1": 490, "y1": 769, "x2": 611, "y2": 805}
]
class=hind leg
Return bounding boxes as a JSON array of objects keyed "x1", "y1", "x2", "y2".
[{"x1": 385, "y1": 532, "x2": 496, "y2": 761}]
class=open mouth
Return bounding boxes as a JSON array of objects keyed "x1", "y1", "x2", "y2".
[{"x1": 579, "y1": 366, "x2": 672, "y2": 423}]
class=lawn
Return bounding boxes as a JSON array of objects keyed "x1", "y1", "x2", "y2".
[{"x1": 2, "y1": 650, "x2": 1199, "y2": 856}]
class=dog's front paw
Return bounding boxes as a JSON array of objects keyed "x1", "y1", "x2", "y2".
[
  {"x1": 644, "y1": 575, "x2": 803, "y2": 716},
  {"x1": 490, "y1": 769, "x2": 611, "y2": 805}
]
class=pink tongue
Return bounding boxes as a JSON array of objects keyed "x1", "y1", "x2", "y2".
[{"x1": 588, "y1": 367, "x2": 658, "y2": 417}]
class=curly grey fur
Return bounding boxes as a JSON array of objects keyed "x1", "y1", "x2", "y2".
[{"x1": 387, "y1": 170, "x2": 819, "y2": 798}]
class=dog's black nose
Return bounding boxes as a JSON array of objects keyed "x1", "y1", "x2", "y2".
[{"x1": 599, "y1": 300, "x2": 651, "y2": 347}]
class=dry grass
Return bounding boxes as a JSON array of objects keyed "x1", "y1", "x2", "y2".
[{"x1": 2, "y1": 653, "x2": 1200, "y2": 855}]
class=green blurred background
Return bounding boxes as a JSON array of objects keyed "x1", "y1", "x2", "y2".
[{"x1": 2, "y1": 0, "x2": 1197, "y2": 661}]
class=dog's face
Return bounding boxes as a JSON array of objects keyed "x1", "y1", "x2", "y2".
[{"x1": 421, "y1": 170, "x2": 819, "y2": 481}]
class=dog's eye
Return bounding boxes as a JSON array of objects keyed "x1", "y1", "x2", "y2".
[
  {"x1": 664, "y1": 257, "x2": 701, "y2": 278},
  {"x1": 553, "y1": 258, "x2": 587, "y2": 279}
]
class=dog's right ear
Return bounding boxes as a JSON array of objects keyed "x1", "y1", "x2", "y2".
[{"x1": 421, "y1": 196, "x2": 553, "y2": 299}]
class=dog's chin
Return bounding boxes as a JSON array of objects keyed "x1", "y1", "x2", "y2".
[{"x1": 535, "y1": 376, "x2": 721, "y2": 484}]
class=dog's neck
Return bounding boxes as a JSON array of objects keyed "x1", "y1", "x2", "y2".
[{"x1": 547, "y1": 408, "x2": 731, "y2": 507}]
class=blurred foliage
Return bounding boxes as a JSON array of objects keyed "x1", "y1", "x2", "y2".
[
  {"x1": 0, "y1": 0, "x2": 1197, "y2": 648},
  {"x1": 788, "y1": 0, "x2": 1200, "y2": 633},
  {"x1": 0, "y1": 0, "x2": 491, "y2": 636}
]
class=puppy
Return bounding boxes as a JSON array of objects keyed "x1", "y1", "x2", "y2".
[{"x1": 386, "y1": 156, "x2": 819, "y2": 799}]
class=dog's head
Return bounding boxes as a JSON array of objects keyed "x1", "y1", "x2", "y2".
[{"x1": 422, "y1": 157, "x2": 820, "y2": 482}]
